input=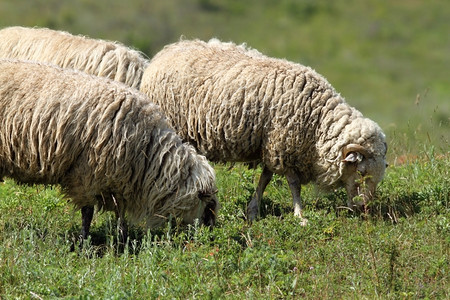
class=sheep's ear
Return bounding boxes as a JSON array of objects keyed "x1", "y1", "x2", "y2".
[{"x1": 343, "y1": 152, "x2": 364, "y2": 163}]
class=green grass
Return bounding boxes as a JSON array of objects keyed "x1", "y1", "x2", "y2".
[
  {"x1": 0, "y1": 150, "x2": 448, "y2": 299},
  {"x1": 0, "y1": 0, "x2": 449, "y2": 298}
]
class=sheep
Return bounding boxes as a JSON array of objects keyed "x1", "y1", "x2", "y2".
[
  {"x1": 0, "y1": 27, "x2": 387, "y2": 223},
  {"x1": 0, "y1": 59, "x2": 219, "y2": 243},
  {"x1": 0, "y1": 26, "x2": 148, "y2": 89},
  {"x1": 140, "y1": 39, "x2": 388, "y2": 224},
  {"x1": 0, "y1": 26, "x2": 151, "y2": 234}
]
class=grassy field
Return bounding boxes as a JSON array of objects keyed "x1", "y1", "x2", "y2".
[
  {"x1": 0, "y1": 0, "x2": 449, "y2": 298},
  {"x1": 0, "y1": 152, "x2": 448, "y2": 298}
]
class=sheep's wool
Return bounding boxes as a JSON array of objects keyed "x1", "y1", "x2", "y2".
[
  {"x1": 0, "y1": 59, "x2": 217, "y2": 228},
  {"x1": 0, "y1": 26, "x2": 148, "y2": 88},
  {"x1": 141, "y1": 39, "x2": 387, "y2": 189}
]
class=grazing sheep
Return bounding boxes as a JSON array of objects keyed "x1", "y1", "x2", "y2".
[
  {"x1": 0, "y1": 26, "x2": 151, "y2": 235},
  {"x1": 0, "y1": 27, "x2": 387, "y2": 223},
  {"x1": 0, "y1": 26, "x2": 148, "y2": 89},
  {"x1": 0, "y1": 59, "x2": 218, "y2": 242},
  {"x1": 140, "y1": 39, "x2": 388, "y2": 223}
]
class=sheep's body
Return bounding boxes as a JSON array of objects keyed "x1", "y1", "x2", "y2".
[
  {"x1": 0, "y1": 59, "x2": 218, "y2": 238},
  {"x1": 0, "y1": 26, "x2": 148, "y2": 89},
  {"x1": 141, "y1": 39, "x2": 387, "y2": 222}
]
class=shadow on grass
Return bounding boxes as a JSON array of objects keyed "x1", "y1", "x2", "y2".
[
  {"x1": 251, "y1": 185, "x2": 447, "y2": 225},
  {"x1": 259, "y1": 196, "x2": 291, "y2": 219},
  {"x1": 66, "y1": 217, "x2": 212, "y2": 257},
  {"x1": 67, "y1": 221, "x2": 147, "y2": 257}
]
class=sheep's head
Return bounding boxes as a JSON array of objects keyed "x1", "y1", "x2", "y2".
[
  {"x1": 180, "y1": 189, "x2": 219, "y2": 226},
  {"x1": 340, "y1": 143, "x2": 387, "y2": 210}
]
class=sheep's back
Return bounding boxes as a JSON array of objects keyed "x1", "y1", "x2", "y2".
[
  {"x1": 143, "y1": 41, "x2": 273, "y2": 162},
  {"x1": 142, "y1": 40, "x2": 340, "y2": 172},
  {"x1": 0, "y1": 59, "x2": 164, "y2": 188},
  {"x1": 0, "y1": 26, "x2": 148, "y2": 88}
]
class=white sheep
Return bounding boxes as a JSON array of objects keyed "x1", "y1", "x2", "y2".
[
  {"x1": 0, "y1": 26, "x2": 148, "y2": 89},
  {"x1": 0, "y1": 26, "x2": 151, "y2": 235},
  {"x1": 0, "y1": 59, "x2": 218, "y2": 242},
  {"x1": 0, "y1": 27, "x2": 387, "y2": 223},
  {"x1": 140, "y1": 39, "x2": 388, "y2": 224}
]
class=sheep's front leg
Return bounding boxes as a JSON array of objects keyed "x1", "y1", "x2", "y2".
[
  {"x1": 81, "y1": 205, "x2": 94, "y2": 240},
  {"x1": 247, "y1": 166, "x2": 273, "y2": 221},
  {"x1": 285, "y1": 171, "x2": 308, "y2": 226}
]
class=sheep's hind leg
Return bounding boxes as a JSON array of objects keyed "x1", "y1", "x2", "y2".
[
  {"x1": 73, "y1": 205, "x2": 94, "y2": 251},
  {"x1": 247, "y1": 166, "x2": 273, "y2": 221},
  {"x1": 285, "y1": 171, "x2": 308, "y2": 226},
  {"x1": 81, "y1": 205, "x2": 94, "y2": 240}
]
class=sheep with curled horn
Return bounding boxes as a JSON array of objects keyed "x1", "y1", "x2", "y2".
[
  {"x1": 140, "y1": 39, "x2": 388, "y2": 224},
  {"x1": 0, "y1": 59, "x2": 218, "y2": 244}
]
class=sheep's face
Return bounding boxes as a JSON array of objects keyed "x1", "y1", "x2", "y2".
[
  {"x1": 177, "y1": 146, "x2": 219, "y2": 226},
  {"x1": 181, "y1": 191, "x2": 219, "y2": 227},
  {"x1": 341, "y1": 143, "x2": 387, "y2": 210},
  {"x1": 200, "y1": 192, "x2": 220, "y2": 226}
]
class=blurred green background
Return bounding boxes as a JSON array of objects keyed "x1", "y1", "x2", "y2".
[{"x1": 0, "y1": 0, "x2": 448, "y2": 161}]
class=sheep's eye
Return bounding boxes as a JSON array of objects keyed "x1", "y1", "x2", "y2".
[{"x1": 198, "y1": 192, "x2": 208, "y2": 199}]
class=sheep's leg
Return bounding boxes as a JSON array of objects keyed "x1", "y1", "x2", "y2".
[
  {"x1": 247, "y1": 166, "x2": 273, "y2": 221},
  {"x1": 81, "y1": 205, "x2": 94, "y2": 240},
  {"x1": 285, "y1": 171, "x2": 308, "y2": 226}
]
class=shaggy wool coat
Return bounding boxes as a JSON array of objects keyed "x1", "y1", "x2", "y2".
[{"x1": 0, "y1": 59, "x2": 218, "y2": 228}]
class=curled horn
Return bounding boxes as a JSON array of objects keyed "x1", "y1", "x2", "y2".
[{"x1": 342, "y1": 144, "x2": 371, "y2": 159}]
